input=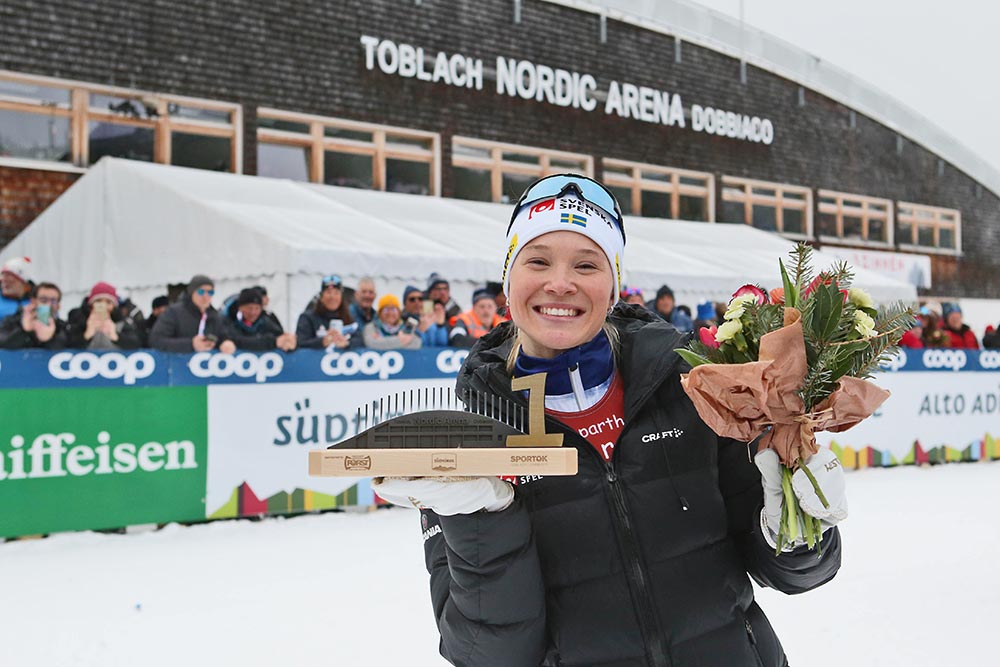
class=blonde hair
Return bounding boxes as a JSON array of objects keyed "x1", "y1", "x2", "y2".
[{"x1": 504, "y1": 319, "x2": 621, "y2": 375}]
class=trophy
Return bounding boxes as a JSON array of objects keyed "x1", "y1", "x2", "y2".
[{"x1": 308, "y1": 373, "x2": 577, "y2": 477}]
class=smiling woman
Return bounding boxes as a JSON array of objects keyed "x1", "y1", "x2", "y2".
[{"x1": 372, "y1": 174, "x2": 848, "y2": 667}]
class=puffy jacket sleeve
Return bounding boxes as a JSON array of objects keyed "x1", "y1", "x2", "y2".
[
  {"x1": 421, "y1": 500, "x2": 547, "y2": 667},
  {"x1": 717, "y1": 436, "x2": 842, "y2": 595}
]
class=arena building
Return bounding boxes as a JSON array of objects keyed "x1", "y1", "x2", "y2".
[{"x1": 0, "y1": 0, "x2": 997, "y2": 306}]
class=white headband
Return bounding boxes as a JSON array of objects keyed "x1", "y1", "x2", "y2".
[{"x1": 501, "y1": 193, "x2": 624, "y2": 297}]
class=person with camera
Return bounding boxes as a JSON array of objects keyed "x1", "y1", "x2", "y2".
[
  {"x1": 148, "y1": 274, "x2": 235, "y2": 353},
  {"x1": 362, "y1": 293, "x2": 422, "y2": 350},
  {"x1": 402, "y1": 285, "x2": 448, "y2": 347},
  {"x1": 0, "y1": 281, "x2": 68, "y2": 349},
  {"x1": 295, "y1": 274, "x2": 360, "y2": 350},
  {"x1": 66, "y1": 282, "x2": 142, "y2": 350}
]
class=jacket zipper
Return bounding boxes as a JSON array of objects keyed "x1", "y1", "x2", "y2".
[{"x1": 745, "y1": 618, "x2": 765, "y2": 667}]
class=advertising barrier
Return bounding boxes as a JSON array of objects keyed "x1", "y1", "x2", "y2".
[{"x1": 0, "y1": 348, "x2": 996, "y2": 538}]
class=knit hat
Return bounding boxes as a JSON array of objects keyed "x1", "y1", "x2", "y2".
[
  {"x1": 403, "y1": 285, "x2": 424, "y2": 303},
  {"x1": 151, "y1": 295, "x2": 170, "y2": 310},
  {"x1": 237, "y1": 287, "x2": 263, "y2": 306},
  {"x1": 502, "y1": 191, "x2": 624, "y2": 297},
  {"x1": 472, "y1": 287, "x2": 493, "y2": 305},
  {"x1": 696, "y1": 301, "x2": 715, "y2": 321},
  {"x1": 427, "y1": 273, "x2": 449, "y2": 291},
  {"x1": 656, "y1": 284, "x2": 674, "y2": 301},
  {"x1": 87, "y1": 281, "x2": 119, "y2": 306},
  {"x1": 377, "y1": 294, "x2": 401, "y2": 313},
  {"x1": 1, "y1": 256, "x2": 31, "y2": 283},
  {"x1": 942, "y1": 302, "x2": 961, "y2": 318},
  {"x1": 187, "y1": 274, "x2": 214, "y2": 295}
]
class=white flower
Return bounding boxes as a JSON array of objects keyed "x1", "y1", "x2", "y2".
[
  {"x1": 723, "y1": 294, "x2": 757, "y2": 321},
  {"x1": 848, "y1": 288, "x2": 874, "y2": 309},
  {"x1": 716, "y1": 319, "x2": 743, "y2": 343},
  {"x1": 854, "y1": 310, "x2": 877, "y2": 337}
]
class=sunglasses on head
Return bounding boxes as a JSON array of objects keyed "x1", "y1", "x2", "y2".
[
  {"x1": 509, "y1": 173, "x2": 625, "y2": 240},
  {"x1": 196, "y1": 288, "x2": 215, "y2": 296},
  {"x1": 322, "y1": 274, "x2": 343, "y2": 289}
]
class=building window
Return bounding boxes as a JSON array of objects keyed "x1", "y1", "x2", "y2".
[
  {"x1": 720, "y1": 176, "x2": 812, "y2": 238},
  {"x1": 817, "y1": 190, "x2": 893, "y2": 247},
  {"x1": 897, "y1": 201, "x2": 961, "y2": 253},
  {"x1": 451, "y1": 136, "x2": 593, "y2": 204},
  {"x1": 256, "y1": 108, "x2": 440, "y2": 195},
  {"x1": 602, "y1": 158, "x2": 714, "y2": 221},
  {"x1": 0, "y1": 70, "x2": 241, "y2": 172}
]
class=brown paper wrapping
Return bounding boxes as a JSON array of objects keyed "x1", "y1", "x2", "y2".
[{"x1": 679, "y1": 308, "x2": 890, "y2": 466}]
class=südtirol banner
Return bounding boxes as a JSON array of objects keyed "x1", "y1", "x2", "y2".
[
  {"x1": 0, "y1": 386, "x2": 208, "y2": 538},
  {"x1": 205, "y1": 378, "x2": 455, "y2": 519}
]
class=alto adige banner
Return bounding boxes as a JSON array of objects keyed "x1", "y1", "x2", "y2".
[
  {"x1": 205, "y1": 377, "x2": 456, "y2": 519},
  {"x1": 0, "y1": 386, "x2": 208, "y2": 538}
]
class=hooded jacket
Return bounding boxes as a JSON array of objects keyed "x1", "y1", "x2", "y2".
[{"x1": 420, "y1": 304, "x2": 841, "y2": 667}]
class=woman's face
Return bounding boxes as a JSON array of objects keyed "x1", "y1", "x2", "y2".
[
  {"x1": 380, "y1": 305, "x2": 401, "y2": 327},
  {"x1": 507, "y1": 231, "x2": 615, "y2": 359},
  {"x1": 320, "y1": 285, "x2": 342, "y2": 312}
]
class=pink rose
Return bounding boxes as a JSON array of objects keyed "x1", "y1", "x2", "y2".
[
  {"x1": 731, "y1": 284, "x2": 769, "y2": 305},
  {"x1": 699, "y1": 325, "x2": 720, "y2": 349}
]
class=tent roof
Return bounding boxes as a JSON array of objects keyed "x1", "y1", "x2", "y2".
[{"x1": 0, "y1": 158, "x2": 917, "y2": 305}]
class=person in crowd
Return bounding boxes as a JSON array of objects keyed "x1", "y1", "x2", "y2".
[
  {"x1": 373, "y1": 174, "x2": 843, "y2": 667},
  {"x1": 249, "y1": 285, "x2": 284, "y2": 332},
  {"x1": 0, "y1": 281, "x2": 68, "y2": 349},
  {"x1": 66, "y1": 282, "x2": 142, "y2": 350},
  {"x1": 692, "y1": 300, "x2": 718, "y2": 333},
  {"x1": 402, "y1": 285, "x2": 448, "y2": 346},
  {"x1": 148, "y1": 274, "x2": 235, "y2": 353},
  {"x1": 919, "y1": 305, "x2": 950, "y2": 347},
  {"x1": 296, "y1": 274, "x2": 359, "y2": 350},
  {"x1": 899, "y1": 316, "x2": 924, "y2": 348},
  {"x1": 619, "y1": 285, "x2": 645, "y2": 306},
  {"x1": 226, "y1": 288, "x2": 296, "y2": 351},
  {"x1": 0, "y1": 256, "x2": 33, "y2": 319},
  {"x1": 449, "y1": 286, "x2": 505, "y2": 349},
  {"x1": 116, "y1": 295, "x2": 146, "y2": 342},
  {"x1": 941, "y1": 302, "x2": 979, "y2": 349},
  {"x1": 647, "y1": 283, "x2": 694, "y2": 332},
  {"x1": 142, "y1": 295, "x2": 170, "y2": 346},
  {"x1": 362, "y1": 293, "x2": 421, "y2": 350},
  {"x1": 427, "y1": 272, "x2": 463, "y2": 324},
  {"x1": 349, "y1": 276, "x2": 377, "y2": 326},
  {"x1": 983, "y1": 324, "x2": 999, "y2": 348}
]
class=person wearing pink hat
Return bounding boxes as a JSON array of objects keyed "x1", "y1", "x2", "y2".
[
  {"x1": 66, "y1": 282, "x2": 142, "y2": 350},
  {"x1": 0, "y1": 256, "x2": 34, "y2": 319}
]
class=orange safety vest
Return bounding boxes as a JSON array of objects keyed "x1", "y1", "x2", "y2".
[{"x1": 454, "y1": 309, "x2": 503, "y2": 339}]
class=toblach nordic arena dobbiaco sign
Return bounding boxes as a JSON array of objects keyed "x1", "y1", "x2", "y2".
[{"x1": 359, "y1": 35, "x2": 776, "y2": 144}]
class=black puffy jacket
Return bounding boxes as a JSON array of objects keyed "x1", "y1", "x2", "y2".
[{"x1": 420, "y1": 304, "x2": 841, "y2": 667}]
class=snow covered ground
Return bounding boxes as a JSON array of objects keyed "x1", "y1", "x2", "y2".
[{"x1": 2, "y1": 462, "x2": 998, "y2": 666}]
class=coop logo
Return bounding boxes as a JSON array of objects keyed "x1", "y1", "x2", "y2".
[
  {"x1": 878, "y1": 349, "x2": 907, "y2": 373},
  {"x1": 48, "y1": 351, "x2": 156, "y2": 385},
  {"x1": 979, "y1": 350, "x2": 1000, "y2": 369},
  {"x1": 189, "y1": 352, "x2": 283, "y2": 383},
  {"x1": 922, "y1": 349, "x2": 967, "y2": 371},
  {"x1": 321, "y1": 350, "x2": 403, "y2": 380},
  {"x1": 436, "y1": 349, "x2": 468, "y2": 374}
]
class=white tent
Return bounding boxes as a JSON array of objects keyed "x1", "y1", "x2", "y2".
[{"x1": 0, "y1": 158, "x2": 917, "y2": 327}]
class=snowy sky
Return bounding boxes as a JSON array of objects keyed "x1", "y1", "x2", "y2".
[{"x1": 690, "y1": 0, "x2": 1000, "y2": 173}]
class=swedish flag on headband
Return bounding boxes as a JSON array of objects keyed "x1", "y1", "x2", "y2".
[{"x1": 560, "y1": 212, "x2": 587, "y2": 227}]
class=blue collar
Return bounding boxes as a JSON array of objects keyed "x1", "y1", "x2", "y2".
[{"x1": 513, "y1": 331, "x2": 614, "y2": 395}]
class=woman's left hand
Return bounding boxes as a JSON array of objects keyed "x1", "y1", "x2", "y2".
[{"x1": 755, "y1": 447, "x2": 848, "y2": 550}]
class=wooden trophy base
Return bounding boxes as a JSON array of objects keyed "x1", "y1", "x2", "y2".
[{"x1": 308, "y1": 447, "x2": 578, "y2": 477}]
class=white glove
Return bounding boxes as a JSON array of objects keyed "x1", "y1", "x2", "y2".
[
  {"x1": 372, "y1": 476, "x2": 514, "y2": 516},
  {"x1": 754, "y1": 447, "x2": 848, "y2": 550}
]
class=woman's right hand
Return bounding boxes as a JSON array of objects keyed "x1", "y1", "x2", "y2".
[{"x1": 372, "y1": 476, "x2": 514, "y2": 516}]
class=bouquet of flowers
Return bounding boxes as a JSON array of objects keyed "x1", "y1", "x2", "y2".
[{"x1": 676, "y1": 243, "x2": 914, "y2": 553}]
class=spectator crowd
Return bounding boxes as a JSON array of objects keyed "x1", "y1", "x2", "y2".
[{"x1": 1, "y1": 255, "x2": 996, "y2": 353}]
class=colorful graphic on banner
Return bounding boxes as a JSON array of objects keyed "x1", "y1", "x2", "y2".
[
  {"x1": 0, "y1": 386, "x2": 208, "y2": 538},
  {"x1": 815, "y1": 371, "x2": 1000, "y2": 467},
  {"x1": 205, "y1": 378, "x2": 455, "y2": 518}
]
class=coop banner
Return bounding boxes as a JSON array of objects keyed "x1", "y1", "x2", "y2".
[
  {"x1": 205, "y1": 377, "x2": 455, "y2": 519},
  {"x1": 0, "y1": 386, "x2": 208, "y2": 538},
  {"x1": 816, "y1": 370, "x2": 1000, "y2": 466}
]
